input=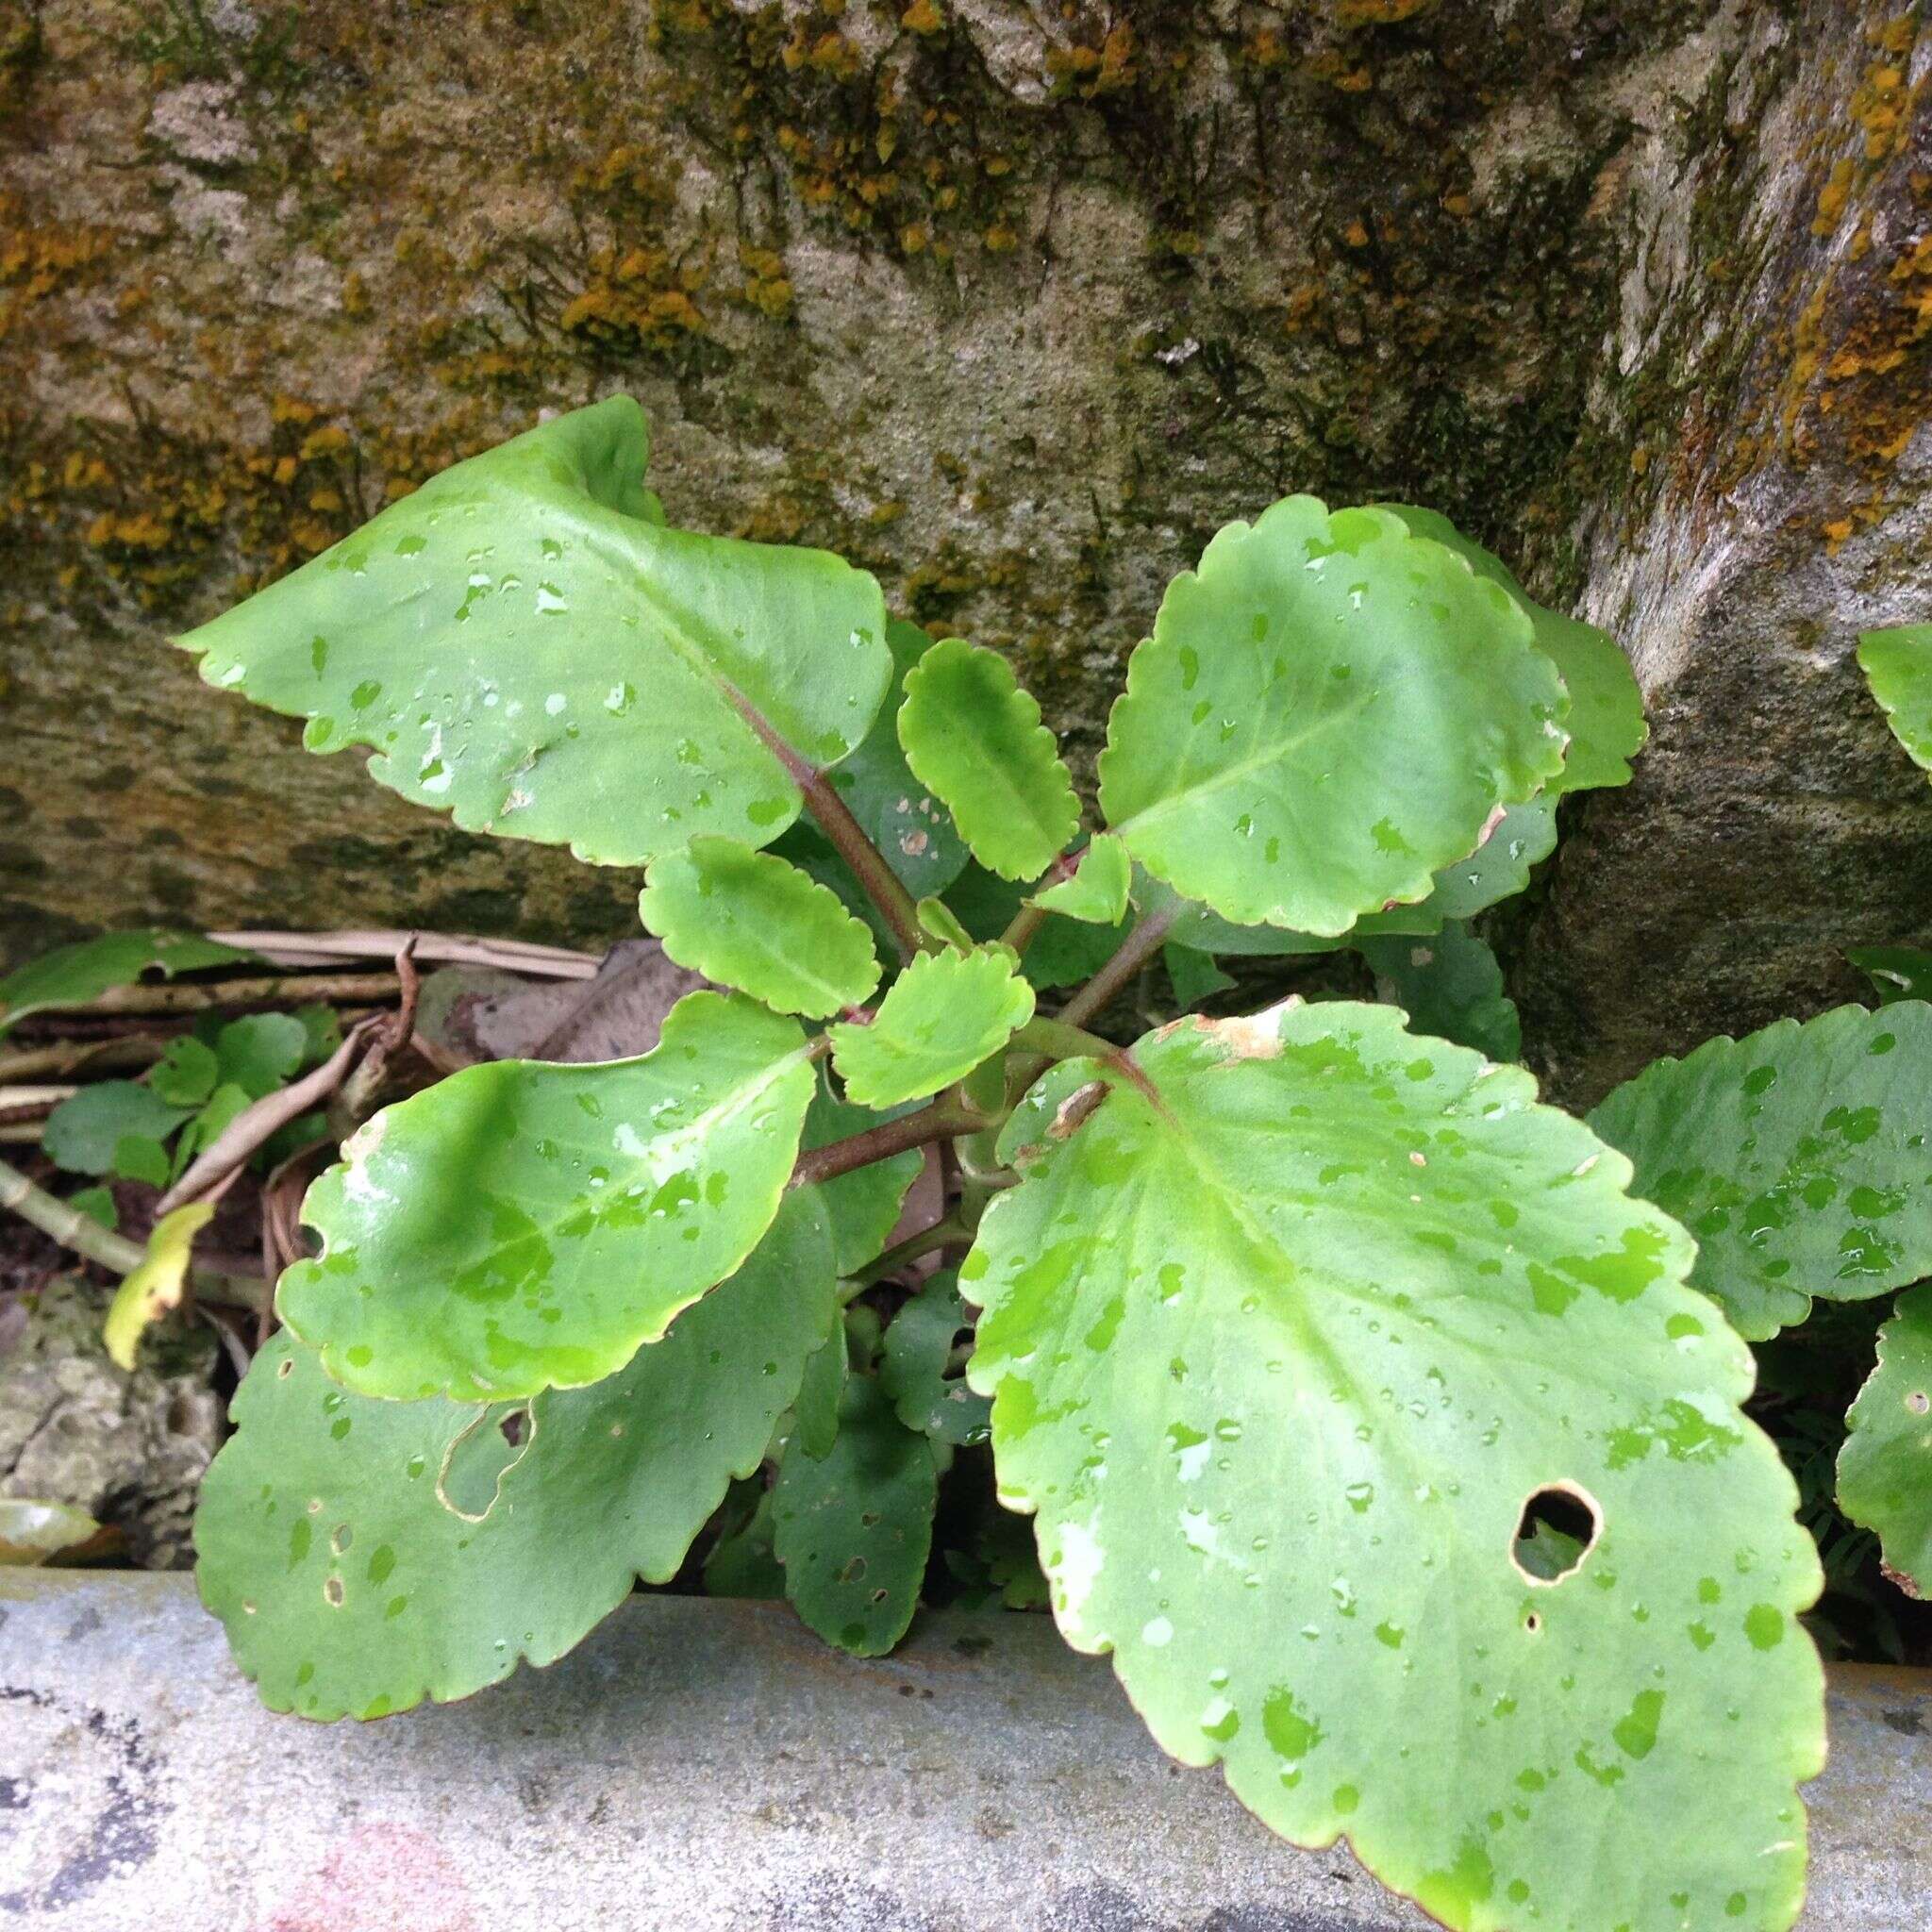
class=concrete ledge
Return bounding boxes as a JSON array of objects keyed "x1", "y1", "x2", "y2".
[{"x1": 1, "y1": 1572, "x2": 1927, "y2": 1930}]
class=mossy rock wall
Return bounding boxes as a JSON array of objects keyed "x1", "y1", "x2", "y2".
[{"x1": 2, "y1": 0, "x2": 1927, "y2": 1099}]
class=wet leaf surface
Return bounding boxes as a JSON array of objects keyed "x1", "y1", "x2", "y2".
[
  {"x1": 965, "y1": 1002, "x2": 1823, "y2": 1932},
  {"x1": 196, "y1": 1193, "x2": 835, "y2": 1719},
  {"x1": 1838, "y1": 1282, "x2": 1932, "y2": 1599}
]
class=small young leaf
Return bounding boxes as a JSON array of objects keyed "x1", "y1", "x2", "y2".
[
  {"x1": 792, "y1": 1313, "x2": 850, "y2": 1461},
  {"x1": 898, "y1": 637, "x2": 1079, "y2": 882},
  {"x1": 196, "y1": 1192, "x2": 836, "y2": 1719},
  {"x1": 774, "y1": 1375, "x2": 937, "y2": 1657},
  {"x1": 1357, "y1": 924, "x2": 1522, "y2": 1063},
  {"x1": 177, "y1": 398, "x2": 892, "y2": 867},
  {"x1": 0, "y1": 930, "x2": 255, "y2": 1037},
  {"x1": 42, "y1": 1082, "x2": 193, "y2": 1176},
  {"x1": 215, "y1": 1012, "x2": 309, "y2": 1098},
  {"x1": 800, "y1": 1069, "x2": 923, "y2": 1276},
  {"x1": 1031, "y1": 836, "x2": 1131, "y2": 924},
  {"x1": 69, "y1": 1185, "x2": 117, "y2": 1231},
  {"x1": 915, "y1": 895, "x2": 974, "y2": 953},
  {"x1": 1857, "y1": 623, "x2": 1932, "y2": 777},
  {"x1": 113, "y1": 1135, "x2": 174, "y2": 1189},
  {"x1": 965, "y1": 1004, "x2": 1823, "y2": 1932},
  {"x1": 278, "y1": 991, "x2": 819, "y2": 1401},
  {"x1": 104, "y1": 1201, "x2": 213, "y2": 1370},
  {"x1": 1377, "y1": 504, "x2": 1647, "y2": 795},
  {"x1": 880, "y1": 1272, "x2": 991, "y2": 1446},
  {"x1": 1848, "y1": 944, "x2": 1932, "y2": 1006},
  {"x1": 1838, "y1": 1283, "x2": 1932, "y2": 1597},
  {"x1": 1163, "y1": 942, "x2": 1236, "y2": 1011},
  {"x1": 1590, "y1": 1003, "x2": 1932, "y2": 1340},
  {"x1": 946, "y1": 863, "x2": 1130, "y2": 990},
  {"x1": 704, "y1": 1487, "x2": 786, "y2": 1600},
  {"x1": 822, "y1": 618, "x2": 971, "y2": 896},
  {"x1": 1099, "y1": 500, "x2": 1567, "y2": 933},
  {"x1": 830, "y1": 947, "x2": 1034, "y2": 1108},
  {"x1": 640, "y1": 836, "x2": 880, "y2": 1018},
  {"x1": 150, "y1": 1036, "x2": 220, "y2": 1108}
]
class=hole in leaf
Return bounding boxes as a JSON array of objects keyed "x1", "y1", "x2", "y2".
[
  {"x1": 837, "y1": 1556, "x2": 868, "y2": 1585},
  {"x1": 437, "y1": 1401, "x2": 537, "y2": 1522},
  {"x1": 276, "y1": 1357, "x2": 294, "y2": 1379},
  {"x1": 1907, "y1": 1391, "x2": 1929, "y2": 1416},
  {"x1": 1510, "y1": 1481, "x2": 1601, "y2": 1587}
]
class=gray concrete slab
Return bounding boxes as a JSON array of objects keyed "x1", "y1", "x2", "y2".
[{"x1": 0, "y1": 1572, "x2": 1925, "y2": 1931}]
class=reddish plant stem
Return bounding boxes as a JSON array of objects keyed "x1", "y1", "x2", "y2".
[
  {"x1": 1056, "y1": 907, "x2": 1177, "y2": 1028},
  {"x1": 721, "y1": 683, "x2": 924, "y2": 963},
  {"x1": 791, "y1": 1099, "x2": 985, "y2": 1188}
]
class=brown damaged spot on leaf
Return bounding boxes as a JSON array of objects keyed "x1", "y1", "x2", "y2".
[
  {"x1": 1194, "y1": 1003, "x2": 1298, "y2": 1063},
  {"x1": 1049, "y1": 1080, "x2": 1108, "y2": 1141}
]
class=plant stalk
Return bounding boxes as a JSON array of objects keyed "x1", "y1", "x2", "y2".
[
  {"x1": 791, "y1": 1100, "x2": 985, "y2": 1188},
  {"x1": 720, "y1": 682, "x2": 924, "y2": 962},
  {"x1": 0, "y1": 1157, "x2": 270, "y2": 1313},
  {"x1": 1056, "y1": 907, "x2": 1176, "y2": 1028}
]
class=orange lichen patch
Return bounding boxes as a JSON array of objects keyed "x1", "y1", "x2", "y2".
[
  {"x1": 1046, "y1": 25, "x2": 1137, "y2": 98},
  {"x1": 0, "y1": 205, "x2": 115, "y2": 311},
  {"x1": 1304, "y1": 49, "x2": 1373, "y2": 91},
  {"x1": 559, "y1": 242, "x2": 710, "y2": 350},
  {"x1": 1851, "y1": 56, "x2": 1909, "y2": 160},
  {"x1": 1813, "y1": 157, "x2": 1856, "y2": 235},
  {"x1": 900, "y1": 0, "x2": 944, "y2": 33},
  {"x1": 1335, "y1": 0, "x2": 1435, "y2": 25},
  {"x1": 737, "y1": 243, "x2": 794, "y2": 320}
]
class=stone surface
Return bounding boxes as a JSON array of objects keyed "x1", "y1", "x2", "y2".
[
  {"x1": 0, "y1": 1278, "x2": 219, "y2": 1571},
  {"x1": 1, "y1": 1572, "x2": 1928, "y2": 1930},
  {"x1": 1, "y1": 0, "x2": 1929, "y2": 1095}
]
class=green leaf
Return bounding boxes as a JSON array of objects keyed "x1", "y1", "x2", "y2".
[
  {"x1": 42, "y1": 1082, "x2": 193, "y2": 1176},
  {"x1": 1099, "y1": 500, "x2": 1568, "y2": 933},
  {"x1": 295, "y1": 1003, "x2": 344, "y2": 1063},
  {"x1": 823, "y1": 619, "x2": 971, "y2": 896},
  {"x1": 172, "y1": 1083, "x2": 254, "y2": 1181},
  {"x1": 1589, "y1": 1004, "x2": 1932, "y2": 1341},
  {"x1": 0, "y1": 930, "x2": 255, "y2": 1037},
  {"x1": 946, "y1": 863, "x2": 1130, "y2": 991},
  {"x1": 915, "y1": 895, "x2": 974, "y2": 953},
  {"x1": 1031, "y1": 836, "x2": 1131, "y2": 924},
  {"x1": 1838, "y1": 1283, "x2": 1932, "y2": 1598},
  {"x1": 196, "y1": 1191, "x2": 836, "y2": 1720},
  {"x1": 1848, "y1": 944, "x2": 1932, "y2": 1006},
  {"x1": 114, "y1": 1135, "x2": 174, "y2": 1188},
  {"x1": 964, "y1": 1002, "x2": 1823, "y2": 1932},
  {"x1": 640, "y1": 836, "x2": 880, "y2": 1019},
  {"x1": 792, "y1": 1315, "x2": 849, "y2": 1460},
  {"x1": 278, "y1": 991, "x2": 818, "y2": 1401},
  {"x1": 69, "y1": 1184, "x2": 117, "y2": 1231},
  {"x1": 177, "y1": 397, "x2": 892, "y2": 867},
  {"x1": 1358, "y1": 924, "x2": 1522, "y2": 1063},
  {"x1": 704, "y1": 1487, "x2": 786, "y2": 1600},
  {"x1": 150, "y1": 1036, "x2": 220, "y2": 1107},
  {"x1": 800, "y1": 1069, "x2": 923, "y2": 1275},
  {"x1": 880, "y1": 1272, "x2": 991, "y2": 1446},
  {"x1": 1377, "y1": 505, "x2": 1646, "y2": 795},
  {"x1": 898, "y1": 637, "x2": 1080, "y2": 882},
  {"x1": 1418, "y1": 796, "x2": 1558, "y2": 923},
  {"x1": 104, "y1": 1201, "x2": 213, "y2": 1370},
  {"x1": 1163, "y1": 942, "x2": 1236, "y2": 1011},
  {"x1": 1858, "y1": 624, "x2": 1932, "y2": 777},
  {"x1": 830, "y1": 946, "x2": 1034, "y2": 1108},
  {"x1": 215, "y1": 1012, "x2": 309, "y2": 1098},
  {"x1": 774, "y1": 1375, "x2": 937, "y2": 1656}
]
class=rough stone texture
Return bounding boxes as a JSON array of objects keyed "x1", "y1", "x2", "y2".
[
  {"x1": 0, "y1": 1278, "x2": 219, "y2": 1570},
  {"x1": 1, "y1": 0, "x2": 1929, "y2": 1095},
  {"x1": 2, "y1": 1573, "x2": 1929, "y2": 1930}
]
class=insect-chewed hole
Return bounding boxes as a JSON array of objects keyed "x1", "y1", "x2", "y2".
[
  {"x1": 501, "y1": 1408, "x2": 528, "y2": 1446},
  {"x1": 1510, "y1": 1481, "x2": 1602, "y2": 1588},
  {"x1": 437, "y1": 1401, "x2": 536, "y2": 1522},
  {"x1": 1907, "y1": 1390, "x2": 1929, "y2": 1416}
]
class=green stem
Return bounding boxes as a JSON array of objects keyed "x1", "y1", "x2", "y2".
[
  {"x1": 0, "y1": 1156, "x2": 269, "y2": 1312},
  {"x1": 1057, "y1": 906, "x2": 1177, "y2": 1028},
  {"x1": 791, "y1": 1099, "x2": 984, "y2": 1189},
  {"x1": 849, "y1": 1213, "x2": 968, "y2": 1288},
  {"x1": 995, "y1": 844, "x2": 1085, "y2": 959},
  {"x1": 1012, "y1": 1015, "x2": 1117, "y2": 1062}
]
